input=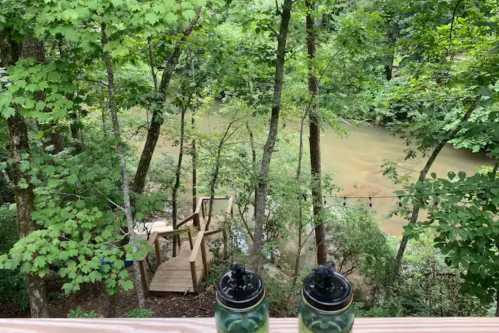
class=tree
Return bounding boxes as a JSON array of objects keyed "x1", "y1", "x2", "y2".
[
  {"x1": 306, "y1": 0, "x2": 327, "y2": 265},
  {"x1": 5, "y1": 98, "x2": 50, "y2": 318},
  {"x1": 418, "y1": 167, "x2": 499, "y2": 316},
  {"x1": 292, "y1": 113, "x2": 307, "y2": 285},
  {"x1": 392, "y1": 96, "x2": 480, "y2": 277},
  {"x1": 171, "y1": 104, "x2": 186, "y2": 257},
  {"x1": 1, "y1": 26, "x2": 50, "y2": 317},
  {"x1": 206, "y1": 119, "x2": 239, "y2": 230},
  {"x1": 100, "y1": 23, "x2": 146, "y2": 308},
  {"x1": 132, "y1": 8, "x2": 203, "y2": 195},
  {"x1": 251, "y1": 0, "x2": 294, "y2": 274},
  {"x1": 375, "y1": 0, "x2": 498, "y2": 278}
]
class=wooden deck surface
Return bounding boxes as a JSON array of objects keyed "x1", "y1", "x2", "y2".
[
  {"x1": 0, "y1": 318, "x2": 497, "y2": 332},
  {"x1": 142, "y1": 197, "x2": 230, "y2": 295},
  {"x1": 149, "y1": 240, "x2": 212, "y2": 293}
]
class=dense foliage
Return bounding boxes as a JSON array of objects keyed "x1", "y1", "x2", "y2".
[{"x1": 0, "y1": 0, "x2": 497, "y2": 318}]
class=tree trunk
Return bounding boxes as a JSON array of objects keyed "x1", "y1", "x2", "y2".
[
  {"x1": 384, "y1": 52, "x2": 395, "y2": 81},
  {"x1": 7, "y1": 113, "x2": 50, "y2": 318},
  {"x1": 133, "y1": 16, "x2": 201, "y2": 194},
  {"x1": 69, "y1": 109, "x2": 84, "y2": 152},
  {"x1": 306, "y1": 0, "x2": 327, "y2": 265},
  {"x1": 384, "y1": 31, "x2": 396, "y2": 81},
  {"x1": 293, "y1": 114, "x2": 306, "y2": 286},
  {"x1": 100, "y1": 85, "x2": 108, "y2": 137},
  {"x1": 107, "y1": 292, "x2": 118, "y2": 318},
  {"x1": 101, "y1": 24, "x2": 146, "y2": 308},
  {"x1": 46, "y1": 124, "x2": 65, "y2": 153},
  {"x1": 251, "y1": 0, "x2": 294, "y2": 274},
  {"x1": 191, "y1": 110, "x2": 198, "y2": 216},
  {"x1": 21, "y1": 40, "x2": 65, "y2": 154},
  {"x1": 132, "y1": 39, "x2": 183, "y2": 194},
  {"x1": 392, "y1": 99, "x2": 479, "y2": 278},
  {"x1": 206, "y1": 121, "x2": 236, "y2": 230},
  {"x1": 491, "y1": 162, "x2": 498, "y2": 179},
  {"x1": 147, "y1": 37, "x2": 158, "y2": 92},
  {"x1": 3, "y1": 36, "x2": 50, "y2": 318},
  {"x1": 171, "y1": 106, "x2": 187, "y2": 257},
  {"x1": 392, "y1": 141, "x2": 445, "y2": 276},
  {"x1": 246, "y1": 122, "x2": 258, "y2": 219}
]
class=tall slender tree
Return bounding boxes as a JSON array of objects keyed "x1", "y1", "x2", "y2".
[
  {"x1": 251, "y1": 0, "x2": 294, "y2": 273},
  {"x1": 392, "y1": 97, "x2": 479, "y2": 278},
  {"x1": 1, "y1": 36, "x2": 50, "y2": 318},
  {"x1": 171, "y1": 102, "x2": 188, "y2": 256},
  {"x1": 101, "y1": 24, "x2": 146, "y2": 308},
  {"x1": 191, "y1": 110, "x2": 198, "y2": 215},
  {"x1": 306, "y1": 0, "x2": 327, "y2": 265},
  {"x1": 133, "y1": 14, "x2": 201, "y2": 194}
]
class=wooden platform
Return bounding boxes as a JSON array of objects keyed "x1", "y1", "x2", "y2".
[
  {"x1": 149, "y1": 241, "x2": 213, "y2": 293},
  {"x1": 1, "y1": 318, "x2": 498, "y2": 333},
  {"x1": 138, "y1": 196, "x2": 233, "y2": 295}
]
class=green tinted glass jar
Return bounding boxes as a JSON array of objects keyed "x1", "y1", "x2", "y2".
[
  {"x1": 299, "y1": 263, "x2": 354, "y2": 333},
  {"x1": 215, "y1": 264, "x2": 269, "y2": 333}
]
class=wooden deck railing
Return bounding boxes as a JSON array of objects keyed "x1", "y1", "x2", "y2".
[
  {"x1": 136, "y1": 195, "x2": 234, "y2": 293},
  {"x1": 188, "y1": 196, "x2": 233, "y2": 292},
  {"x1": 1, "y1": 318, "x2": 498, "y2": 332},
  {"x1": 137, "y1": 227, "x2": 194, "y2": 290}
]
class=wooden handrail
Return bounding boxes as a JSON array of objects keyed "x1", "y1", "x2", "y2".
[
  {"x1": 177, "y1": 213, "x2": 196, "y2": 229},
  {"x1": 138, "y1": 196, "x2": 232, "y2": 264},
  {"x1": 194, "y1": 196, "x2": 230, "y2": 215},
  {"x1": 189, "y1": 196, "x2": 233, "y2": 263},
  {"x1": 224, "y1": 196, "x2": 234, "y2": 217},
  {"x1": 194, "y1": 197, "x2": 205, "y2": 216},
  {"x1": 189, "y1": 227, "x2": 205, "y2": 264},
  {"x1": 135, "y1": 195, "x2": 233, "y2": 294},
  {"x1": 205, "y1": 228, "x2": 223, "y2": 237},
  {"x1": 137, "y1": 228, "x2": 193, "y2": 262}
]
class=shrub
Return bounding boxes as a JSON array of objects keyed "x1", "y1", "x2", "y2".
[
  {"x1": 0, "y1": 205, "x2": 29, "y2": 313},
  {"x1": 366, "y1": 233, "x2": 489, "y2": 317},
  {"x1": 127, "y1": 308, "x2": 154, "y2": 318},
  {"x1": 263, "y1": 265, "x2": 299, "y2": 317},
  {"x1": 327, "y1": 206, "x2": 394, "y2": 296},
  {"x1": 67, "y1": 307, "x2": 98, "y2": 318}
]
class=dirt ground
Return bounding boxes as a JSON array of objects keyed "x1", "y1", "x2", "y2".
[{"x1": 2, "y1": 280, "x2": 217, "y2": 318}]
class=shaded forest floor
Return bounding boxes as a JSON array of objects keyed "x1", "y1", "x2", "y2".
[{"x1": 2, "y1": 280, "x2": 216, "y2": 318}]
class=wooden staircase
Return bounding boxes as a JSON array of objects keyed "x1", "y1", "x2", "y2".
[{"x1": 137, "y1": 196, "x2": 233, "y2": 294}]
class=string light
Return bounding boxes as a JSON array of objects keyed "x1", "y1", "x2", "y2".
[
  {"x1": 294, "y1": 183, "x2": 494, "y2": 208},
  {"x1": 321, "y1": 183, "x2": 495, "y2": 208}
]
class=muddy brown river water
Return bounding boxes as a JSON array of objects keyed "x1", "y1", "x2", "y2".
[
  {"x1": 131, "y1": 112, "x2": 492, "y2": 237},
  {"x1": 320, "y1": 124, "x2": 492, "y2": 235}
]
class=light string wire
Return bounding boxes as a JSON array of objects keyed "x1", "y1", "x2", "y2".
[
  {"x1": 311, "y1": 182, "x2": 497, "y2": 207},
  {"x1": 323, "y1": 182, "x2": 495, "y2": 199}
]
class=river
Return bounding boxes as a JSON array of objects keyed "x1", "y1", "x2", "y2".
[
  {"x1": 131, "y1": 112, "x2": 492, "y2": 237},
  {"x1": 319, "y1": 124, "x2": 491, "y2": 235}
]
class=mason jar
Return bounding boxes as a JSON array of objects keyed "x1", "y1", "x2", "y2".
[
  {"x1": 215, "y1": 264, "x2": 269, "y2": 333},
  {"x1": 299, "y1": 263, "x2": 354, "y2": 333}
]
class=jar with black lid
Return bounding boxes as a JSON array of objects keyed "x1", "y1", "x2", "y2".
[
  {"x1": 299, "y1": 263, "x2": 354, "y2": 333},
  {"x1": 215, "y1": 264, "x2": 269, "y2": 333}
]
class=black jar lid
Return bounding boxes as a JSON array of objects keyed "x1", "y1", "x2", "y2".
[
  {"x1": 216, "y1": 263, "x2": 265, "y2": 310},
  {"x1": 302, "y1": 262, "x2": 353, "y2": 312}
]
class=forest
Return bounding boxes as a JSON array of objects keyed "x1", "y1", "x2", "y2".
[{"x1": 0, "y1": 0, "x2": 498, "y2": 320}]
